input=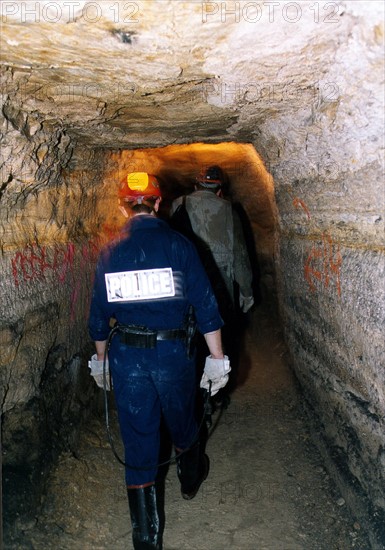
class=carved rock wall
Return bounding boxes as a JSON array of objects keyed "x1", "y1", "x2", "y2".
[
  {"x1": 0, "y1": 119, "x2": 110, "y2": 516},
  {"x1": 0, "y1": 0, "x2": 384, "y2": 541}
]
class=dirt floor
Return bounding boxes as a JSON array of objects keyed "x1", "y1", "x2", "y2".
[{"x1": 4, "y1": 308, "x2": 374, "y2": 549}]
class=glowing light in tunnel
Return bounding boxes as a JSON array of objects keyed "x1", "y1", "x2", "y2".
[{"x1": 103, "y1": 142, "x2": 276, "y2": 256}]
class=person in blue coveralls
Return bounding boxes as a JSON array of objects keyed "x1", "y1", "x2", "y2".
[{"x1": 88, "y1": 172, "x2": 231, "y2": 550}]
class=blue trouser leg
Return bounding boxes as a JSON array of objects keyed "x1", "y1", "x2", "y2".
[
  {"x1": 110, "y1": 340, "x2": 198, "y2": 486},
  {"x1": 153, "y1": 341, "x2": 198, "y2": 450},
  {"x1": 111, "y1": 345, "x2": 161, "y2": 485}
]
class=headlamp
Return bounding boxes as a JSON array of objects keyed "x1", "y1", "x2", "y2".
[
  {"x1": 119, "y1": 172, "x2": 161, "y2": 202},
  {"x1": 127, "y1": 172, "x2": 150, "y2": 191}
]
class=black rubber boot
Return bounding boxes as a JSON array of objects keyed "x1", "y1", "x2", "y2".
[
  {"x1": 176, "y1": 442, "x2": 210, "y2": 500},
  {"x1": 127, "y1": 484, "x2": 162, "y2": 549}
]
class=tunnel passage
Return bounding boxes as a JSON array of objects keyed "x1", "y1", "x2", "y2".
[
  {"x1": 1, "y1": 140, "x2": 278, "y2": 524},
  {"x1": 1, "y1": 1, "x2": 384, "y2": 547},
  {"x1": 105, "y1": 142, "x2": 277, "y2": 306}
]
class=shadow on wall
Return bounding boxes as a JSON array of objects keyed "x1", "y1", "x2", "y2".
[{"x1": 103, "y1": 142, "x2": 277, "y2": 307}]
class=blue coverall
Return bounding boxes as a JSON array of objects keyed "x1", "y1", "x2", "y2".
[{"x1": 88, "y1": 215, "x2": 223, "y2": 485}]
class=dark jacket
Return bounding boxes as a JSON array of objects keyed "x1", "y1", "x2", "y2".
[{"x1": 88, "y1": 215, "x2": 223, "y2": 341}]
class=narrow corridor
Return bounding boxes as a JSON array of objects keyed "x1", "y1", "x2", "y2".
[{"x1": 4, "y1": 307, "x2": 371, "y2": 550}]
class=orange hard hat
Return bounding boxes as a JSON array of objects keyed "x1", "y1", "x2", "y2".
[{"x1": 119, "y1": 172, "x2": 161, "y2": 203}]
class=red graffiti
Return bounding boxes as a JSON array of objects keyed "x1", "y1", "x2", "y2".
[
  {"x1": 11, "y1": 239, "x2": 105, "y2": 325},
  {"x1": 292, "y1": 197, "x2": 311, "y2": 220},
  {"x1": 11, "y1": 240, "x2": 104, "y2": 288},
  {"x1": 304, "y1": 233, "x2": 342, "y2": 296},
  {"x1": 11, "y1": 243, "x2": 75, "y2": 286},
  {"x1": 290, "y1": 193, "x2": 342, "y2": 297}
]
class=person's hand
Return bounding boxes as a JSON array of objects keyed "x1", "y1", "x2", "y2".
[
  {"x1": 88, "y1": 355, "x2": 111, "y2": 390},
  {"x1": 200, "y1": 355, "x2": 231, "y2": 396},
  {"x1": 239, "y1": 292, "x2": 254, "y2": 313}
]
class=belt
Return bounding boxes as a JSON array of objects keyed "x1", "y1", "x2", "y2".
[
  {"x1": 156, "y1": 329, "x2": 186, "y2": 341},
  {"x1": 118, "y1": 325, "x2": 186, "y2": 349}
]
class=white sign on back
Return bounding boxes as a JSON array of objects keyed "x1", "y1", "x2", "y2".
[{"x1": 105, "y1": 267, "x2": 175, "y2": 302}]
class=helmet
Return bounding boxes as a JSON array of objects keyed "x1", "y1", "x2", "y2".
[
  {"x1": 196, "y1": 165, "x2": 224, "y2": 189},
  {"x1": 119, "y1": 172, "x2": 161, "y2": 203}
]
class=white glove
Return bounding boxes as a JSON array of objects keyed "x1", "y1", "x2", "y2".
[
  {"x1": 88, "y1": 354, "x2": 111, "y2": 390},
  {"x1": 200, "y1": 355, "x2": 231, "y2": 396},
  {"x1": 239, "y1": 292, "x2": 254, "y2": 313}
]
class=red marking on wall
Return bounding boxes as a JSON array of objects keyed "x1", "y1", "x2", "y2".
[
  {"x1": 11, "y1": 239, "x2": 103, "y2": 323},
  {"x1": 11, "y1": 243, "x2": 75, "y2": 287},
  {"x1": 304, "y1": 233, "x2": 342, "y2": 296},
  {"x1": 292, "y1": 197, "x2": 311, "y2": 220},
  {"x1": 9, "y1": 216, "x2": 127, "y2": 328}
]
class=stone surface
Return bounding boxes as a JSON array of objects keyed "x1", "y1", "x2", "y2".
[{"x1": 0, "y1": 0, "x2": 384, "y2": 544}]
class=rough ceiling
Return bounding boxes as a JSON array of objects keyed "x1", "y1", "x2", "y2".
[{"x1": 2, "y1": 0, "x2": 377, "y2": 150}]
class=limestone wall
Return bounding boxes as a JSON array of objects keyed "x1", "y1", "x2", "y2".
[
  {"x1": 0, "y1": 109, "x2": 111, "y2": 512},
  {"x1": 253, "y1": 3, "x2": 385, "y2": 536}
]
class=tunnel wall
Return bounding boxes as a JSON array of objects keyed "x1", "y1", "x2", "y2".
[
  {"x1": 0, "y1": 112, "x2": 111, "y2": 518},
  {"x1": 255, "y1": 10, "x2": 385, "y2": 540}
]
